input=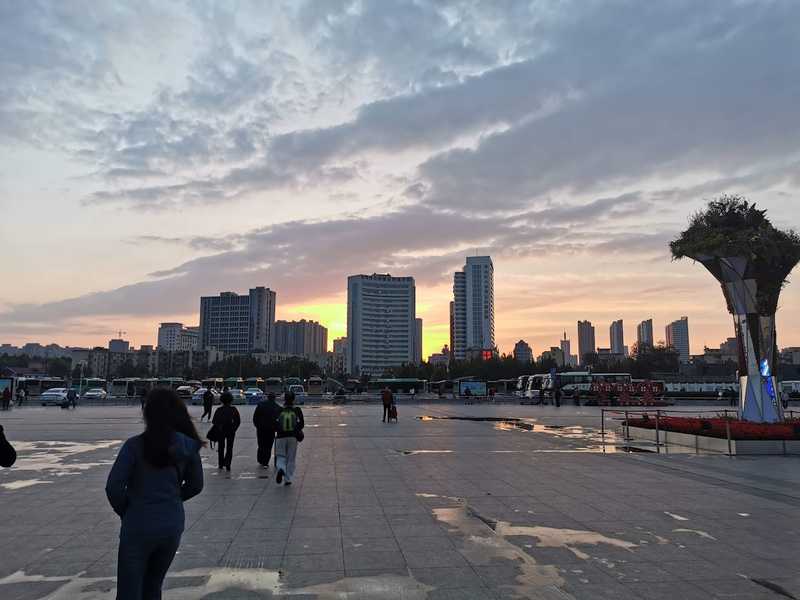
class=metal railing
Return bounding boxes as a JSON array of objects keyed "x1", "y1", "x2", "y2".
[{"x1": 600, "y1": 407, "x2": 799, "y2": 456}]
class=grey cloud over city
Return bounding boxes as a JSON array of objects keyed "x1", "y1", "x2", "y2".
[{"x1": 1, "y1": 0, "x2": 798, "y2": 347}]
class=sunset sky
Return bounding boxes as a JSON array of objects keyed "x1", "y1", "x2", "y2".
[{"x1": 1, "y1": 1, "x2": 799, "y2": 358}]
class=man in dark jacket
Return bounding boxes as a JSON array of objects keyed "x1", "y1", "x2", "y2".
[
  {"x1": 253, "y1": 392, "x2": 281, "y2": 468},
  {"x1": 381, "y1": 387, "x2": 393, "y2": 422},
  {"x1": 1, "y1": 387, "x2": 10, "y2": 411},
  {"x1": 212, "y1": 392, "x2": 241, "y2": 471},
  {"x1": 201, "y1": 388, "x2": 214, "y2": 422}
]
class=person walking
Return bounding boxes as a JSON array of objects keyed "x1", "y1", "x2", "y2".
[
  {"x1": 2, "y1": 387, "x2": 11, "y2": 411},
  {"x1": 212, "y1": 392, "x2": 240, "y2": 471},
  {"x1": 253, "y1": 392, "x2": 281, "y2": 469},
  {"x1": 16, "y1": 386, "x2": 25, "y2": 407},
  {"x1": 200, "y1": 388, "x2": 214, "y2": 422},
  {"x1": 381, "y1": 387, "x2": 393, "y2": 422},
  {"x1": 67, "y1": 387, "x2": 78, "y2": 409},
  {"x1": 275, "y1": 391, "x2": 304, "y2": 486},
  {"x1": 105, "y1": 388, "x2": 204, "y2": 600}
]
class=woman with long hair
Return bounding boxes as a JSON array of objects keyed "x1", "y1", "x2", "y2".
[{"x1": 106, "y1": 388, "x2": 204, "y2": 600}]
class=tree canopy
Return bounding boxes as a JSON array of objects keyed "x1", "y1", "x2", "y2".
[{"x1": 670, "y1": 195, "x2": 800, "y2": 314}]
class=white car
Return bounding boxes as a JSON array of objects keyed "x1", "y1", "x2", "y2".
[
  {"x1": 287, "y1": 384, "x2": 307, "y2": 405},
  {"x1": 191, "y1": 387, "x2": 220, "y2": 406},
  {"x1": 40, "y1": 388, "x2": 69, "y2": 406},
  {"x1": 175, "y1": 386, "x2": 194, "y2": 402},
  {"x1": 81, "y1": 388, "x2": 107, "y2": 400},
  {"x1": 245, "y1": 387, "x2": 264, "y2": 404}
]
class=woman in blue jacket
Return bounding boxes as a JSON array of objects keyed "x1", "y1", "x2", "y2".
[{"x1": 106, "y1": 388, "x2": 204, "y2": 600}]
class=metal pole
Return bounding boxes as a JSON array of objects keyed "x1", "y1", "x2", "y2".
[
  {"x1": 726, "y1": 419, "x2": 732, "y2": 457},
  {"x1": 624, "y1": 410, "x2": 629, "y2": 442},
  {"x1": 655, "y1": 410, "x2": 660, "y2": 454},
  {"x1": 600, "y1": 409, "x2": 605, "y2": 439}
]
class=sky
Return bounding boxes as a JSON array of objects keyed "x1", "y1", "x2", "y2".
[{"x1": 1, "y1": 0, "x2": 799, "y2": 358}]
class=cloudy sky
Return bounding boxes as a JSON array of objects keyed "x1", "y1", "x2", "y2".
[{"x1": 1, "y1": 0, "x2": 799, "y2": 357}]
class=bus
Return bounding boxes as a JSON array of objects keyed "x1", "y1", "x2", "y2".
[
  {"x1": 264, "y1": 377, "x2": 283, "y2": 394},
  {"x1": 21, "y1": 377, "x2": 67, "y2": 397},
  {"x1": 223, "y1": 377, "x2": 244, "y2": 390},
  {"x1": 591, "y1": 373, "x2": 632, "y2": 385},
  {"x1": 202, "y1": 378, "x2": 224, "y2": 391},
  {"x1": 134, "y1": 378, "x2": 158, "y2": 397},
  {"x1": 284, "y1": 377, "x2": 302, "y2": 389},
  {"x1": 516, "y1": 375, "x2": 532, "y2": 397},
  {"x1": 245, "y1": 377, "x2": 265, "y2": 391},
  {"x1": 156, "y1": 377, "x2": 185, "y2": 390},
  {"x1": 110, "y1": 378, "x2": 139, "y2": 397},
  {"x1": 542, "y1": 371, "x2": 593, "y2": 396},
  {"x1": 79, "y1": 378, "x2": 107, "y2": 393},
  {"x1": 307, "y1": 376, "x2": 324, "y2": 395},
  {"x1": 524, "y1": 375, "x2": 547, "y2": 400}
]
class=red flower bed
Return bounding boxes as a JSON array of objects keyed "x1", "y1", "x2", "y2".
[{"x1": 624, "y1": 415, "x2": 800, "y2": 440}]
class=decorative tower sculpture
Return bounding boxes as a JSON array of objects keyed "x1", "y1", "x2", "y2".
[{"x1": 670, "y1": 196, "x2": 800, "y2": 422}]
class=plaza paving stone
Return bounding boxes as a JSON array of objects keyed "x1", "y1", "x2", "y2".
[{"x1": 1, "y1": 402, "x2": 800, "y2": 598}]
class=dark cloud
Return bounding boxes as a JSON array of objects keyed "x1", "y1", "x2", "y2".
[{"x1": 1, "y1": 196, "x2": 652, "y2": 327}]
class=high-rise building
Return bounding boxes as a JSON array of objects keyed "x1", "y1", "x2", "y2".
[
  {"x1": 333, "y1": 337, "x2": 348, "y2": 356},
  {"x1": 514, "y1": 340, "x2": 533, "y2": 363},
  {"x1": 610, "y1": 320, "x2": 625, "y2": 356},
  {"x1": 159, "y1": 323, "x2": 199, "y2": 352},
  {"x1": 450, "y1": 256, "x2": 495, "y2": 360},
  {"x1": 666, "y1": 316, "x2": 690, "y2": 363},
  {"x1": 273, "y1": 320, "x2": 328, "y2": 355},
  {"x1": 637, "y1": 319, "x2": 654, "y2": 350},
  {"x1": 560, "y1": 332, "x2": 577, "y2": 367},
  {"x1": 347, "y1": 274, "x2": 416, "y2": 376},
  {"x1": 199, "y1": 287, "x2": 276, "y2": 354},
  {"x1": 413, "y1": 318, "x2": 423, "y2": 365},
  {"x1": 108, "y1": 338, "x2": 130, "y2": 353},
  {"x1": 577, "y1": 320, "x2": 596, "y2": 365}
]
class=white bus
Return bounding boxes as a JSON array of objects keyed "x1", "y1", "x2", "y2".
[
  {"x1": 524, "y1": 374, "x2": 547, "y2": 400},
  {"x1": 516, "y1": 375, "x2": 532, "y2": 397}
]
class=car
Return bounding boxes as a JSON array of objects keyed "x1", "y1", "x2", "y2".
[
  {"x1": 175, "y1": 386, "x2": 194, "y2": 402},
  {"x1": 40, "y1": 388, "x2": 69, "y2": 406},
  {"x1": 81, "y1": 388, "x2": 107, "y2": 401},
  {"x1": 287, "y1": 384, "x2": 307, "y2": 405},
  {"x1": 244, "y1": 387, "x2": 264, "y2": 405},
  {"x1": 191, "y1": 387, "x2": 220, "y2": 406},
  {"x1": 228, "y1": 389, "x2": 246, "y2": 405}
]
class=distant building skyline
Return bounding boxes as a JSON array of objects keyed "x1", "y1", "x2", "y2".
[
  {"x1": 610, "y1": 320, "x2": 625, "y2": 356},
  {"x1": 199, "y1": 287, "x2": 276, "y2": 354},
  {"x1": 451, "y1": 256, "x2": 495, "y2": 360},
  {"x1": 273, "y1": 319, "x2": 328, "y2": 356},
  {"x1": 666, "y1": 316, "x2": 691, "y2": 363},
  {"x1": 577, "y1": 320, "x2": 596, "y2": 365},
  {"x1": 637, "y1": 319, "x2": 654, "y2": 350},
  {"x1": 513, "y1": 340, "x2": 533, "y2": 363},
  {"x1": 346, "y1": 273, "x2": 417, "y2": 376}
]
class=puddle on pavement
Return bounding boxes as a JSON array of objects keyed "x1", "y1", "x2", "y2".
[
  {"x1": 0, "y1": 440, "x2": 121, "y2": 490},
  {"x1": 664, "y1": 512, "x2": 690, "y2": 521},
  {"x1": 416, "y1": 415, "x2": 624, "y2": 453},
  {"x1": 0, "y1": 568, "x2": 432, "y2": 599},
  {"x1": 429, "y1": 497, "x2": 637, "y2": 598},
  {"x1": 672, "y1": 528, "x2": 717, "y2": 541}
]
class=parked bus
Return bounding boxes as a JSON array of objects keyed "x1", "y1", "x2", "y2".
[
  {"x1": 202, "y1": 378, "x2": 224, "y2": 391},
  {"x1": 110, "y1": 378, "x2": 139, "y2": 397},
  {"x1": 264, "y1": 377, "x2": 283, "y2": 394},
  {"x1": 21, "y1": 377, "x2": 67, "y2": 397},
  {"x1": 156, "y1": 377, "x2": 185, "y2": 390},
  {"x1": 516, "y1": 375, "x2": 532, "y2": 397},
  {"x1": 134, "y1": 378, "x2": 158, "y2": 397},
  {"x1": 223, "y1": 377, "x2": 244, "y2": 390},
  {"x1": 245, "y1": 377, "x2": 265, "y2": 391},
  {"x1": 79, "y1": 378, "x2": 107, "y2": 393},
  {"x1": 307, "y1": 376, "x2": 324, "y2": 395},
  {"x1": 524, "y1": 375, "x2": 547, "y2": 400}
]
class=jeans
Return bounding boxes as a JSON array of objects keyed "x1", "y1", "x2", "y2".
[
  {"x1": 275, "y1": 437, "x2": 298, "y2": 482},
  {"x1": 201, "y1": 405, "x2": 212, "y2": 421},
  {"x1": 382, "y1": 405, "x2": 390, "y2": 421},
  {"x1": 217, "y1": 434, "x2": 235, "y2": 469},
  {"x1": 257, "y1": 429, "x2": 276, "y2": 466},
  {"x1": 116, "y1": 534, "x2": 181, "y2": 600}
]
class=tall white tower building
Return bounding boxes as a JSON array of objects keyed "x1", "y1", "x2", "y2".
[
  {"x1": 450, "y1": 256, "x2": 495, "y2": 360},
  {"x1": 346, "y1": 274, "x2": 416, "y2": 376},
  {"x1": 666, "y1": 316, "x2": 690, "y2": 363}
]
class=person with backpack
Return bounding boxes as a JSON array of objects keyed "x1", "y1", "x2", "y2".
[
  {"x1": 275, "y1": 391, "x2": 304, "y2": 486},
  {"x1": 200, "y1": 388, "x2": 214, "y2": 422},
  {"x1": 211, "y1": 392, "x2": 240, "y2": 471},
  {"x1": 253, "y1": 391, "x2": 281, "y2": 468},
  {"x1": 381, "y1": 387, "x2": 393, "y2": 423},
  {"x1": 105, "y1": 388, "x2": 204, "y2": 600}
]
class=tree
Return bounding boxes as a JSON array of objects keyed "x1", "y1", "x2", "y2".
[{"x1": 671, "y1": 195, "x2": 800, "y2": 422}]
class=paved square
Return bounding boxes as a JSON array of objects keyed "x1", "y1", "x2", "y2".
[{"x1": 2, "y1": 403, "x2": 800, "y2": 599}]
